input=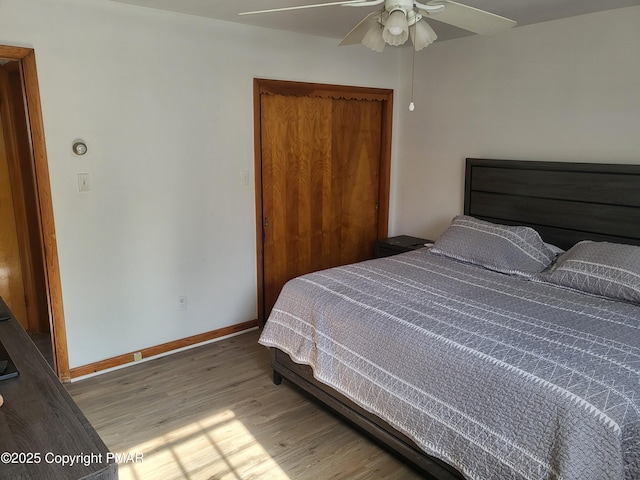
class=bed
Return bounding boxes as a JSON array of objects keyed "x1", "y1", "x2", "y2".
[{"x1": 258, "y1": 158, "x2": 640, "y2": 480}]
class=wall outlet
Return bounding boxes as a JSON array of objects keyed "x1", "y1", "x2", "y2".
[
  {"x1": 178, "y1": 295, "x2": 187, "y2": 311},
  {"x1": 133, "y1": 352, "x2": 142, "y2": 362}
]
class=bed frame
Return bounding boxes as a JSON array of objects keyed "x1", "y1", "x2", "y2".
[{"x1": 268, "y1": 158, "x2": 640, "y2": 479}]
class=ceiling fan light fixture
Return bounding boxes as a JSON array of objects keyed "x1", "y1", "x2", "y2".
[
  {"x1": 362, "y1": 21, "x2": 386, "y2": 52},
  {"x1": 382, "y1": 9, "x2": 409, "y2": 46},
  {"x1": 411, "y1": 19, "x2": 437, "y2": 51}
]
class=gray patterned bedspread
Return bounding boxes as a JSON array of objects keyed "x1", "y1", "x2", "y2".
[{"x1": 259, "y1": 249, "x2": 640, "y2": 480}]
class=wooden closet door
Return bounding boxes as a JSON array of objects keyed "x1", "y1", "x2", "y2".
[
  {"x1": 260, "y1": 91, "x2": 384, "y2": 319},
  {"x1": 331, "y1": 98, "x2": 382, "y2": 265}
]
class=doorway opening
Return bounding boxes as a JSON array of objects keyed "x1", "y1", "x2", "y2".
[{"x1": 0, "y1": 45, "x2": 69, "y2": 382}]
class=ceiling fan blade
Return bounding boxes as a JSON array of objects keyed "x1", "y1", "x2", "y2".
[
  {"x1": 339, "y1": 11, "x2": 381, "y2": 45},
  {"x1": 342, "y1": 0, "x2": 385, "y2": 7},
  {"x1": 238, "y1": 0, "x2": 374, "y2": 16},
  {"x1": 421, "y1": 1, "x2": 516, "y2": 35}
]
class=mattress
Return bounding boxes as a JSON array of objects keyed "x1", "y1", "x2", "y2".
[{"x1": 259, "y1": 249, "x2": 640, "y2": 480}]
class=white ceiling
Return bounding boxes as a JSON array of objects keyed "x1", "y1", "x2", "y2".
[{"x1": 106, "y1": 0, "x2": 640, "y2": 43}]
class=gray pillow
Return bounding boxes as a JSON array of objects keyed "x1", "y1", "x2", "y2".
[
  {"x1": 431, "y1": 215, "x2": 556, "y2": 276},
  {"x1": 541, "y1": 241, "x2": 640, "y2": 304}
]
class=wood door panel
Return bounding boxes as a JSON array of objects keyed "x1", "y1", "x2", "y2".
[
  {"x1": 262, "y1": 95, "x2": 334, "y2": 314},
  {"x1": 256, "y1": 80, "x2": 392, "y2": 321},
  {"x1": 0, "y1": 112, "x2": 28, "y2": 328},
  {"x1": 0, "y1": 62, "x2": 49, "y2": 333},
  {"x1": 332, "y1": 98, "x2": 381, "y2": 265},
  {"x1": 4, "y1": 63, "x2": 49, "y2": 333}
]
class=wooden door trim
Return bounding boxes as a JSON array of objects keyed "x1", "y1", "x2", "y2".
[
  {"x1": 253, "y1": 78, "x2": 392, "y2": 325},
  {"x1": 257, "y1": 78, "x2": 394, "y2": 101},
  {"x1": 253, "y1": 79, "x2": 265, "y2": 324},
  {"x1": 378, "y1": 90, "x2": 393, "y2": 239},
  {"x1": 0, "y1": 45, "x2": 70, "y2": 382}
]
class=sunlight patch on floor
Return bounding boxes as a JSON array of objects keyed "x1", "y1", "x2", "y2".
[{"x1": 116, "y1": 409, "x2": 290, "y2": 480}]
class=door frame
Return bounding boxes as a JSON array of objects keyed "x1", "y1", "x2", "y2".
[
  {"x1": 253, "y1": 78, "x2": 393, "y2": 325},
  {"x1": 0, "y1": 45, "x2": 70, "y2": 382}
]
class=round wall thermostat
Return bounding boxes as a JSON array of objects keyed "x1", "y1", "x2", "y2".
[{"x1": 72, "y1": 141, "x2": 87, "y2": 155}]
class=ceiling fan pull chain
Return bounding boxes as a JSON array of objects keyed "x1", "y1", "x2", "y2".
[{"x1": 409, "y1": 30, "x2": 416, "y2": 112}]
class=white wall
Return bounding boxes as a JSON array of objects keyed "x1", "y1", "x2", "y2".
[
  {"x1": 0, "y1": 0, "x2": 402, "y2": 368},
  {"x1": 392, "y1": 6, "x2": 640, "y2": 240}
]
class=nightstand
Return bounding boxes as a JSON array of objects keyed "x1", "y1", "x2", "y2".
[{"x1": 374, "y1": 235, "x2": 432, "y2": 258}]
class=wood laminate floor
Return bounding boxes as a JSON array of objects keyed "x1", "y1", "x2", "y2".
[{"x1": 67, "y1": 329, "x2": 424, "y2": 480}]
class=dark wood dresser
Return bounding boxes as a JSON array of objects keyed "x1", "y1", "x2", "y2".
[{"x1": 0, "y1": 298, "x2": 117, "y2": 480}]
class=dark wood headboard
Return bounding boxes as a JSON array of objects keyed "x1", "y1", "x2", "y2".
[{"x1": 464, "y1": 159, "x2": 640, "y2": 250}]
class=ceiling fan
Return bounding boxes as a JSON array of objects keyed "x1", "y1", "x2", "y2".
[{"x1": 239, "y1": 0, "x2": 516, "y2": 52}]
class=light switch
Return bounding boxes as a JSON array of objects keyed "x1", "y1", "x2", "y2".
[
  {"x1": 77, "y1": 173, "x2": 91, "y2": 192},
  {"x1": 240, "y1": 169, "x2": 249, "y2": 186}
]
